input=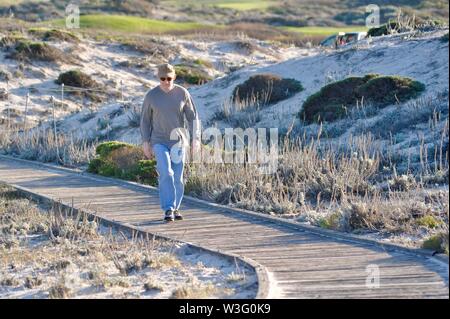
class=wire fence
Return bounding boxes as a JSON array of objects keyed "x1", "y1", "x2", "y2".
[
  {"x1": 1, "y1": 79, "x2": 131, "y2": 131},
  {"x1": 0, "y1": 78, "x2": 139, "y2": 164}
]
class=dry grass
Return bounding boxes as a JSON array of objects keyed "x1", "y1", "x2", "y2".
[
  {"x1": 185, "y1": 128, "x2": 449, "y2": 249},
  {"x1": 0, "y1": 128, "x2": 96, "y2": 167},
  {"x1": 0, "y1": 184, "x2": 249, "y2": 298},
  {"x1": 171, "y1": 279, "x2": 224, "y2": 299},
  {"x1": 187, "y1": 133, "x2": 380, "y2": 208}
]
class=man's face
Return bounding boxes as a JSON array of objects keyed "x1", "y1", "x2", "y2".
[{"x1": 159, "y1": 74, "x2": 175, "y2": 91}]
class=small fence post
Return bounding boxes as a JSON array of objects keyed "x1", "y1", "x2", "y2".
[
  {"x1": 120, "y1": 80, "x2": 124, "y2": 102},
  {"x1": 61, "y1": 83, "x2": 64, "y2": 110},
  {"x1": 6, "y1": 79, "x2": 10, "y2": 131},
  {"x1": 51, "y1": 96, "x2": 60, "y2": 163},
  {"x1": 24, "y1": 91, "x2": 29, "y2": 131}
]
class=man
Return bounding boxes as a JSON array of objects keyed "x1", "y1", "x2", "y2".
[{"x1": 140, "y1": 63, "x2": 200, "y2": 222}]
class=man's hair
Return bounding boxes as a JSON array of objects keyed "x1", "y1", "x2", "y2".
[{"x1": 157, "y1": 63, "x2": 176, "y2": 77}]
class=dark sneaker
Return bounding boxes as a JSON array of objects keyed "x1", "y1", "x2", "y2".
[
  {"x1": 164, "y1": 210, "x2": 174, "y2": 222},
  {"x1": 174, "y1": 210, "x2": 183, "y2": 221}
]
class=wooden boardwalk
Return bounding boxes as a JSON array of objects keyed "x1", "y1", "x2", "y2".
[{"x1": 0, "y1": 156, "x2": 448, "y2": 299}]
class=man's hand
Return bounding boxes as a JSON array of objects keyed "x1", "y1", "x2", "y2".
[{"x1": 143, "y1": 142, "x2": 153, "y2": 159}]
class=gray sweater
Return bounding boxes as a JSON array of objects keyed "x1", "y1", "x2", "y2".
[{"x1": 140, "y1": 84, "x2": 199, "y2": 148}]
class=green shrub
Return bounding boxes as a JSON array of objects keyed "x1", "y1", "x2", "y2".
[
  {"x1": 299, "y1": 74, "x2": 425, "y2": 123},
  {"x1": 318, "y1": 212, "x2": 341, "y2": 230},
  {"x1": 232, "y1": 74, "x2": 303, "y2": 106},
  {"x1": 422, "y1": 232, "x2": 449, "y2": 254},
  {"x1": 299, "y1": 75, "x2": 374, "y2": 122},
  {"x1": 137, "y1": 160, "x2": 158, "y2": 184},
  {"x1": 95, "y1": 141, "x2": 132, "y2": 158},
  {"x1": 367, "y1": 22, "x2": 399, "y2": 37},
  {"x1": 174, "y1": 65, "x2": 212, "y2": 85},
  {"x1": 356, "y1": 76, "x2": 425, "y2": 106},
  {"x1": 416, "y1": 215, "x2": 442, "y2": 229},
  {"x1": 56, "y1": 70, "x2": 101, "y2": 88},
  {"x1": 56, "y1": 70, "x2": 104, "y2": 102},
  {"x1": 87, "y1": 158, "x2": 105, "y2": 174},
  {"x1": 441, "y1": 33, "x2": 449, "y2": 42},
  {"x1": 87, "y1": 141, "x2": 158, "y2": 186}
]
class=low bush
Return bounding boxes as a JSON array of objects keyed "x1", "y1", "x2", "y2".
[
  {"x1": 55, "y1": 70, "x2": 104, "y2": 102},
  {"x1": 174, "y1": 64, "x2": 212, "y2": 85},
  {"x1": 300, "y1": 74, "x2": 425, "y2": 123},
  {"x1": 232, "y1": 74, "x2": 303, "y2": 106},
  {"x1": 28, "y1": 28, "x2": 79, "y2": 42},
  {"x1": 87, "y1": 141, "x2": 158, "y2": 186},
  {"x1": 7, "y1": 40, "x2": 66, "y2": 63}
]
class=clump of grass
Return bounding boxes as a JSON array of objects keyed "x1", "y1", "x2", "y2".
[
  {"x1": 50, "y1": 259, "x2": 72, "y2": 271},
  {"x1": 96, "y1": 116, "x2": 110, "y2": 131},
  {"x1": 416, "y1": 215, "x2": 442, "y2": 229},
  {"x1": 232, "y1": 40, "x2": 258, "y2": 54},
  {"x1": 24, "y1": 275, "x2": 43, "y2": 289},
  {"x1": 171, "y1": 281, "x2": 219, "y2": 299},
  {"x1": 55, "y1": 70, "x2": 104, "y2": 102},
  {"x1": 28, "y1": 28, "x2": 79, "y2": 43},
  {"x1": 226, "y1": 271, "x2": 246, "y2": 283},
  {"x1": 0, "y1": 192, "x2": 50, "y2": 238},
  {"x1": 0, "y1": 68, "x2": 11, "y2": 81},
  {"x1": 300, "y1": 74, "x2": 425, "y2": 123},
  {"x1": 48, "y1": 211, "x2": 99, "y2": 241},
  {"x1": 7, "y1": 40, "x2": 67, "y2": 63},
  {"x1": 174, "y1": 64, "x2": 212, "y2": 85},
  {"x1": 87, "y1": 141, "x2": 158, "y2": 186},
  {"x1": 232, "y1": 74, "x2": 303, "y2": 106},
  {"x1": 0, "y1": 89, "x2": 9, "y2": 100},
  {"x1": 318, "y1": 211, "x2": 342, "y2": 230},
  {"x1": 0, "y1": 35, "x2": 26, "y2": 48},
  {"x1": 2, "y1": 107, "x2": 23, "y2": 117},
  {"x1": 48, "y1": 279, "x2": 72, "y2": 299},
  {"x1": 149, "y1": 253, "x2": 181, "y2": 270},
  {"x1": 126, "y1": 104, "x2": 141, "y2": 128},
  {"x1": 144, "y1": 278, "x2": 165, "y2": 293},
  {"x1": 1, "y1": 276, "x2": 21, "y2": 286},
  {"x1": 388, "y1": 174, "x2": 417, "y2": 192}
]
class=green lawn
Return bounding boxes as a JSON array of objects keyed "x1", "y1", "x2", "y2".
[
  {"x1": 280, "y1": 26, "x2": 369, "y2": 36},
  {"x1": 214, "y1": 0, "x2": 277, "y2": 10},
  {"x1": 0, "y1": 0, "x2": 26, "y2": 5},
  {"x1": 167, "y1": 0, "x2": 278, "y2": 11},
  {"x1": 47, "y1": 14, "x2": 217, "y2": 34}
]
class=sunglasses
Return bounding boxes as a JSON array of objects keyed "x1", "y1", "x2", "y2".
[{"x1": 160, "y1": 77, "x2": 173, "y2": 82}]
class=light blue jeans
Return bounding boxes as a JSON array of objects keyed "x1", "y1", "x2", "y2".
[{"x1": 152, "y1": 143, "x2": 186, "y2": 213}]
